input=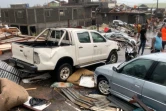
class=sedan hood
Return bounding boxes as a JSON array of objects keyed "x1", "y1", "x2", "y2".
[
  {"x1": 100, "y1": 63, "x2": 121, "y2": 68},
  {"x1": 98, "y1": 63, "x2": 121, "y2": 70},
  {"x1": 95, "y1": 63, "x2": 121, "y2": 76}
]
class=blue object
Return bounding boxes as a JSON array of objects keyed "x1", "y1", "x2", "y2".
[
  {"x1": 154, "y1": 36, "x2": 162, "y2": 50},
  {"x1": 133, "y1": 108, "x2": 145, "y2": 111}
]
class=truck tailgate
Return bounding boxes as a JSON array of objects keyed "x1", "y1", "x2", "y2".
[{"x1": 12, "y1": 43, "x2": 34, "y2": 64}]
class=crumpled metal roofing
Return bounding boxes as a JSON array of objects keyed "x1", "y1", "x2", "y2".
[{"x1": 0, "y1": 61, "x2": 21, "y2": 84}]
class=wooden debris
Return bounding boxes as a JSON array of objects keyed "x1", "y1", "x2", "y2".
[{"x1": 26, "y1": 88, "x2": 37, "y2": 91}]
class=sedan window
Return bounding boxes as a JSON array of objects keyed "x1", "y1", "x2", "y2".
[
  {"x1": 121, "y1": 59, "x2": 154, "y2": 79},
  {"x1": 149, "y1": 62, "x2": 166, "y2": 86}
]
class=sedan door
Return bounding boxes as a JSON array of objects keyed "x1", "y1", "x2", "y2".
[
  {"x1": 142, "y1": 62, "x2": 166, "y2": 111},
  {"x1": 111, "y1": 59, "x2": 154, "y2": 101}
]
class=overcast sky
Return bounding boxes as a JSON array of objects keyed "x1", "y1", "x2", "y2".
[{"x1": 0, "y1": 0, "x2": 165, "y2": 8}]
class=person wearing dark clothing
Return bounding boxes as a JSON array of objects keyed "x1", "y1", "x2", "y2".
[{"x1": 138, "y1": 25, "x2": 147, "y2": 55}]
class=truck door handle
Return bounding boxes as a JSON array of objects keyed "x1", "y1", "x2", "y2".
[
  {"x1": 79, "y1": 46, "x2": 83, "y2": 49},
  {"x1": 20, "y1": 50, "x2": 23, "y2": 52},
  {"x1": 20, "y1": 46, "x2": 24, "y2": 48},
  {"x1": 94, "y1": 45, "x2": 97, "y2": 47}
]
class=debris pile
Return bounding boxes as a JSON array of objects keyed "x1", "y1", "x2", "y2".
[
  {"x1": 60, "y1": 88, "x2": 117, "y2": 111},
  {"x1": 67, "y1": 68, "x2": 95, "y2": 88},
  {"x1": 0, "y1": 25, "x2": 36, "y2": 55}
]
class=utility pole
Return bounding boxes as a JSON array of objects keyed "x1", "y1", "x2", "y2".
[{"x1": 157, "y1": 0, "x2": 158, "y2": 10}]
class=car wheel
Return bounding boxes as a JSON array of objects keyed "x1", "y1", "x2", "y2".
[
  {"x1": 51, "y1": 63, "x2": 73, "y2": 82},
  {"x1": 97, "y1": 78, "x2": 110, "y2": 95},
  {"x1": 106, "y1": 51, "x2": 118, "y2": 64}
]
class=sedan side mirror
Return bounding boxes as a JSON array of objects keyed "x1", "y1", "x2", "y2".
[{"x1": 112, "y1": 66, "x2": 119, "y2": 73}]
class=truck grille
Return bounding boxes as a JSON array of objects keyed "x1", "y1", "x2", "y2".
[{"x1": 0, "y1": 61, "x2": 21, "y2": 84}]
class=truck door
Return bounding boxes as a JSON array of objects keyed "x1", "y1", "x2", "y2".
[
  {"x1": 76, "y1": 31, "x2": 93, "y2": 64},
  {"x1": 90, "y1": 31, "x2": 107, "y2": 62}
]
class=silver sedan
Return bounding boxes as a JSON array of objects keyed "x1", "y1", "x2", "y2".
[{"x1": 94, "y1": 53, "x2": 166, "y2": 111}]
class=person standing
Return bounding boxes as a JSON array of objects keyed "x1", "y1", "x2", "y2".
[
  {"x1": 161, "y1": 24, "x2": 166, "y2": 50},
  {"x1": 151, "y1": 32, "x2": 163, "y2": 53},
  {"x1": 138, "y1": 25, "x2": 147, "y2": 55}
]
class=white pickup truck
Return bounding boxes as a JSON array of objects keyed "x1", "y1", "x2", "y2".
[{"x1": 9, "y1": 28, "x2": 119, "y2": 81}]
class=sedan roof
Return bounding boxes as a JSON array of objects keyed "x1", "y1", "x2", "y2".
[{"x1": 139, "y1": 53, "x2": 166, "y2": 62}]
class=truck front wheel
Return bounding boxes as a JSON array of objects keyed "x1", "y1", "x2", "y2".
[
  {"x1": 106, "y1": 51, "x2": 118, "y2": 64},
  {"x1": 51, "y1": 63, "x2": 73, "y2": 82}
]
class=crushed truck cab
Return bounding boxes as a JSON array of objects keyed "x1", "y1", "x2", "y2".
[{"x1": 10, "y1": 28, "x2": 119, "y2": 81}]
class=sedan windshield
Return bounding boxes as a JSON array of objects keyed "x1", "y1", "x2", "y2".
[{"x1": 117, "y1": 62, "x2": 126, "y2": 68}]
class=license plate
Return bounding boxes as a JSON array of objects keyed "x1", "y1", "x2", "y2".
[{"x1": 17, "y1": 63, "x2": 24, "y2": 68}]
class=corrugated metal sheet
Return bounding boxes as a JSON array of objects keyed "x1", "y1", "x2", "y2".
[
  {"x1": 0, "y1": 61, "x2": 21, "y2": 84},
  {"x1": 60, "y1": 88, "x2": 117, "y2": 110}
]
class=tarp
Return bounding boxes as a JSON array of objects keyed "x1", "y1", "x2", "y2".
[{"x1": 0, "y1": 78, "x2": 29, "y2": 111}]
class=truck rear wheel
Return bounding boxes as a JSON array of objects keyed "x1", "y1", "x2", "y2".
[{"x1": 51, "y1": 63, "x2": 73, "y2": 82}]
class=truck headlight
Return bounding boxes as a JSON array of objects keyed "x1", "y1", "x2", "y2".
[{"x1": 34, "y1": 52, "x2": 40, "y2": 64}]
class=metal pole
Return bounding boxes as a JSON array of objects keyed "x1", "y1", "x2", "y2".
[{"x1": 157, "y1": 0, "x2": 158, "y2": 10}]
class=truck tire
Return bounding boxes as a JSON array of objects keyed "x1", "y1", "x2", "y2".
[
  {"x1": 52, "y1": 63, "x2": 73, "y2": 82},
  {"x1": 106, "y1": 51, "x2": 118, "y2": 64}
]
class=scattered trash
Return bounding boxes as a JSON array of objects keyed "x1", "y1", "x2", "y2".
[
  {"x1": 67, "y1": 68, "x2": 94, "y2": 85},
  {"x1": 29, "y1": 97, "x2": 50, "y2": 107},
  {"x1": 79, "y1": 76, "x2": 95, "y2": 88},
  {"x1": 0, "y1": 78, "x2": 29, "y2": 111},
  {"x1": 51, "y1": 82, "x2": 73, "y2": 88},
  {"x1": 23, "y1": 96, "x2": 51, "y2": 111},
  {"x1": 22, "y1": 73, "x2": 51, "y2": 83},
  {"x1": 61, "y1": 88, "x2": 97, "y2": 109}
]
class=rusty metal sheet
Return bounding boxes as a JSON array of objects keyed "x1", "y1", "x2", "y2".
[
  {"x1": 61, "y1": 88, "x2": 90, "y2": 109},
  {"x1": 65, "y1": 88, "x2": 94, "y2": 107},
  {"x1": 69, "y1": 88, "x2": 97, "y2": 102},
  {"x1": 61, "y1": 88, "x2": 118, "y2": 111},
  {"x1": 67, "y1": 88, "x2": 97, "y2": 104}
]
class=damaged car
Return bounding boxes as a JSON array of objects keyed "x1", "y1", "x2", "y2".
[
  {"x1": 95, "y1": 53, "x2": 166, "y2": 111},
  {"x1": 9, "y1": 28, "x2": 119, "y2": 81}
]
